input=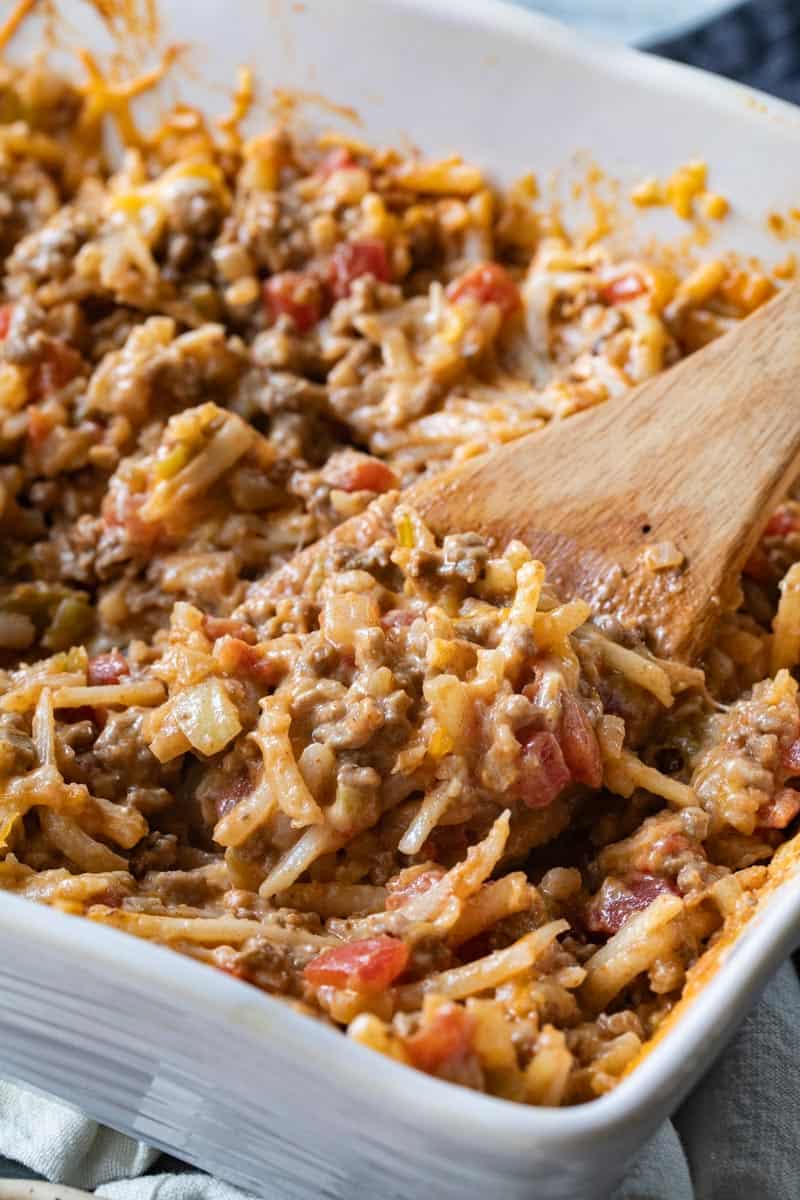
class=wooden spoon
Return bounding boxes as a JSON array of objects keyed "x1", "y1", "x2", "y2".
[{"x1": 257, "y1": 284, "x2": 800, "y2": 661}]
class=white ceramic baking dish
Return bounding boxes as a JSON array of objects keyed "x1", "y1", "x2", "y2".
[{"x1": 4, "y1": 2, "x2": 800, "y2": 1197}]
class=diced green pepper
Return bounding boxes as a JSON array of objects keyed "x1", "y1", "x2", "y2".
[{"x1": 42, "y1": 593, "x2": 93, "y2": 651}]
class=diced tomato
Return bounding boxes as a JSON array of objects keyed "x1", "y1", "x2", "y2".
[
  {"x1": 385, "y1": 865, "x2": 446, "y2": 911},
  {"x1": 783, "y1": 737, "x2": 800, "y2": 774},
  {"x1": 757, "y1": 787, "x2": 800, "y2": 830},
  {"x1": 764, "y1": 506, "x2": 800, "y2": 539},
  {"x1": 635, "y1": 831, "x2": 692, "y2": 874},
  {"x1": 215, "y1": 770, "x2": 252, "y2": 821},
  {"x1": 31, "y1": 340, "x2": 83, "y2": 398},
  {"x1": 659, "y1": 831, "x2": 692, "y2": 857},
  {"x1": 446, "y1": 262, "x2": 521, "y2": 320},
  {"x1": 303, "y1": 935, "x2": 410, "y2": 992},
  {"x1": 600, "y1": 272, "x2": 647, "y2": 306},
  {"x1": 203, "y1": 614, "x2": 258, "y2": 644},
  {"x1": 585, "y1": 873, "x2": 677, "y2": 936},
  {"x1": 263, "y1": 271, "x2": 325, "y2": 333},
  {"x1": 514, "y1": 729, "x2": 571, "y2": 809},
  {"x1": 87, "y1": 649, "x2": 130, "y2": 687},
  {"x1": 559, "y1": 691, "x2": 602, "y2": 788},
  {"x1": 317, "y1": 146, "x2": 355, "y2": 178},
  {"x1": 214, "y1": 635, "x2": 283, "y2": 685},
  {"x1": 0, "y1": 303, "x2": 13, "y2": 340},
  {"x1": 328, "y1": 238, "x2": 391, "y2": 299},
  {"x1": 747, "y1": 507, "x2": 800, "y2": 580},
  {"x1": 329, "y1": 456, "x2": 398, "y2": 494},
  {"x1": 405, "y1": 1003, "x2": 476, "y2": 1074}
]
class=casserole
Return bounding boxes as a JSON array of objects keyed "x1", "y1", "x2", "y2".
[{"x1": 2, "y1": 0, "x2": 800, "y2": 1196}]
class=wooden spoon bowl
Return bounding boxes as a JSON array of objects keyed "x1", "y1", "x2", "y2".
[{"x1": 252, "y1": 284, "x2": 800, "y2": 660}]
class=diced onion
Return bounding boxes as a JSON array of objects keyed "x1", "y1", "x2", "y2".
[{"x1": 172, "y1": 677, "x2": 242, "y2": 757}]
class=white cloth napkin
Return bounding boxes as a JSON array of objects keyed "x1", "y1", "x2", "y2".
[
  {"x1": 0, "y1": 1083, "x2": 157, "y2": 1189},
  {"x1": 2, "y1": 959, "x2": 799, "y2": 1199}
]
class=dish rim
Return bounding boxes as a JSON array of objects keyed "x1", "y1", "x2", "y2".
[
  {"x1": 366, "y1": 0, "x2": 800, "y2": 129},
  {"x1": 2, "y1": 841, "x2": 797, "y2": 1147},
  {"x1": 2, "y1": 0, "x2": 800, "y2": 1146}
]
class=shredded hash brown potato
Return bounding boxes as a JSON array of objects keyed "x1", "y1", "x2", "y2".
[{"x1": 0, "y1": 52, "x2": 799, "y2": 1108}]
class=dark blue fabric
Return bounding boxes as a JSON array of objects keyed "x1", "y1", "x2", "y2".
[{"x1": 649, "y1": 0, "x2": 800, "y2": 103}]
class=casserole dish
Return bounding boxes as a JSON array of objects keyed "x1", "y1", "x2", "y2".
[{"x1": 2, "y1": 1, "x2": 800, "y2": 1197}]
